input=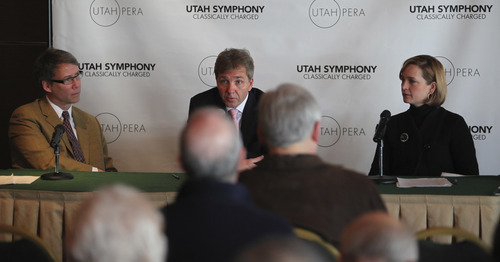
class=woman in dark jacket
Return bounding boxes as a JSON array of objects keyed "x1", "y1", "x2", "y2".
[{"x1": 369, "y1": 55, "x2": 479, "y2": 176}]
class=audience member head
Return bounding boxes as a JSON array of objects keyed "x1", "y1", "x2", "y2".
[
  {"x1": 258, "y1": 83, "x2": 321, "y2": 152},
  {"x1": 340, "y1": 212, "x2": 418, "y2": 262},
  {"x1": 66, "y1": 184, "x2": 167, "y2": 262},
  {"x1": 399, "y1": 55, "x2": 447, "y2": 107},
  {"x1": 234, "y1": 236, "x2": 330, "y2": 262},
  {"x1": 214, "y1": 48, "x2": 254, "y2": 108},
  {"x1": 180, "y1": 107, "x2": 244, "y2": 182}
]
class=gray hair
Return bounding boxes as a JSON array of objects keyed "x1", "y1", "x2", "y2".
[
  {"x1": 66, "y1": 184, "x2": 167, "y2": 262},
  {"x1": 258, "y1": 83, "x2": 321, "y2": 148},
  {"x1": 180, "y1": 107, "x2": 242, "y2": 182},
  {"x1": 340, "y1": 212, "x2": 418, "y2": 262}
]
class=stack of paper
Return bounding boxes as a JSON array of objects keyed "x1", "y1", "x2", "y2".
[
  {"x1": 0, "y1": 173, "x2": 39, "y2": 185},
  {"x1": 397, "y1": 177, "x2": 453, "y2": 188}
]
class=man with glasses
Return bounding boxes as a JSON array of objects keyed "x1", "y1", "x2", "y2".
[{"x1": 8, "y1": 48, "x2": 117, "y2": 172}]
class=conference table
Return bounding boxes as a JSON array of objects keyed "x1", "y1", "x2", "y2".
[
  {"x1": 377, "y1": 176, "x2": 500, "y2": 248},
  {"x1": 0, "y1": 170, "x2": 499, "y2": 262}
]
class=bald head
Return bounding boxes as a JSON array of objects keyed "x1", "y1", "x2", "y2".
[
  {"x1": 340, "y1": 212, "x2": 418, "y2": 262},
  {"x1": 180, "y1": 107, "x2": 243, "y2": 182}
]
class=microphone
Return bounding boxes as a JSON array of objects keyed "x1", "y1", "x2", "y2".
[
  {"x1": 49, "y1": 124, "x2": 65, "y2": 148},
  {"x1": 42, "y1": 124, "x2": 73, "y2": 180},
  {"x1": 373, "y1": 110, "x2": 391, "y2": 143}
]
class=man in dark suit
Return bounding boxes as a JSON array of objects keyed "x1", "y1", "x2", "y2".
[
  {"x1": 163, "y1": 107, "x2": 292, "y2": 262},
  {"x1": 189, "y1": 48, "x2": 265, "y2": 170},
  {"x1": 9, "y1": 48, "x2": 116, "y2": 172}
]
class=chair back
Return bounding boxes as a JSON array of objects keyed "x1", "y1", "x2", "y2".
[
  {"x1": 0, "y1": 224, "x2": 56, "y2": 262},
  {"x1": 416, "y1": 226, "x2": 490, "y2": 253},
  {"x1": 293, "y1": 227, "x2": 340, "y2": 261},
  {"x1": 416, "y1": 226, "x2": 492, "y2": 262}
]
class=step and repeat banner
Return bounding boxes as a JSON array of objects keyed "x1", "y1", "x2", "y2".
[{"x1": 52, "y1": 0, "x2": 499, "y2": 174}]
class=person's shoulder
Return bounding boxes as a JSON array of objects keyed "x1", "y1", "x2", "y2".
[
  {"x1": 250, "y1": 87, "x2": 265, "y2": 98},
  {"x1": 189, "y1": 87, "x2": 221, "y2": 109},
  {"x1": 390, "y1": 110, "x2": 410, "y2": 120},
  {"x1": 322, "y1": 163, "x2": 374, "y2": 182},
  {"x1": 72, "y1": 106, "x2": 95, "y2": 118},
  {"x1": 72, "y1": 106, "x2": 102, "y2": 128},
  {"x1": 249, "y1": 207, "x2": 293, "y2": 231},
  {"x1": 239, "y1": 164, "x2": 268, "y2": 181},
  {"x1": 191, "y1": 87, "x2": 219, "y2": 99},
  {"x1": 437, "y1": 107, "x2": 468, "y2": 124},
  {"x1": 13, "y1": 99, "x2": 41, "y2": 111},
  {"x1": 235, "y1": 187, "x2": 292, "y2": 232},
  {"x1": 11, "y1": 99, "x2": 45, "y2": 118},
  {"x1": 438, "y1": 107, "x2": 463, "y2": 118},
  {"x1": 251, "y1": 87, "x2": 264, "y2": 94}
]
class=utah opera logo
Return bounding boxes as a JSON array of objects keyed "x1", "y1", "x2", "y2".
[
  {"x1": 96, "y1": 112, "x2": 122, "y2": 143},
  {"x1": 319, "y1": 116, "x2": 341, "y2": 147},
  {"x1": 90, "y1": 0, "x2": 121, "y2": 27},
  {"x1": 198, "y1": 55, "x2": 217, "y2": 87},
  {"x1": 89, "y1": 0, "x2": 143, "y2": 27},
  {"x1": 309, "y1": 0, "x2": 341, "y2": 29},
  {"x1": 435, "y1": 56, "x2": 455, "y2": 86}
]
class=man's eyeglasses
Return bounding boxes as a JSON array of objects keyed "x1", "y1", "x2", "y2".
[{"x1": 51, "y1": 71, "x2": 83, "y2": 85}]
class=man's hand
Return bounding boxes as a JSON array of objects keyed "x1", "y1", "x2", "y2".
[{"x1": 238, "y1": 155, "x2": 264, "y2": 172}]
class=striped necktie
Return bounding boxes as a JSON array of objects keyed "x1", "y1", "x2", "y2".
[
  {"x1": 228, "y1": 108, "x2": 239, "y2": 128},
  {"x1": 62, "y1": 111, "x2": 86, "y2": 163}
]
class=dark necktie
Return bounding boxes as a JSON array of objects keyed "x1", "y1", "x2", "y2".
[{"x1": 62, "y1": 111, "x2": 86, "y2": 163}]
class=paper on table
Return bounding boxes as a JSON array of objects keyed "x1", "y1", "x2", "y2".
[
  {"x1": 0, "y1": 173, "x2": 39, "y2": 185},
  {"x1": 397, "y1": 177, "x2": 453, "y2": 188},
  {"x1": 441, "y1": 172, "x2": 465, "y2": 177}
]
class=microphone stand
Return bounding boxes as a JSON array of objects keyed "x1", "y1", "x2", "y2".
[
  {"x1": 379, "y1": 139, "x2": 384, "y2": 176},
  {"x1": 41, "y1": 145, "x2": 74, "y2": 180},
  {"x1": 370, "y1": 134, "x2": 397, "y2": 184}
]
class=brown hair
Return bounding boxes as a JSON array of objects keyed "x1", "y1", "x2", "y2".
[
  {"x1": 34, "y1": 48, "x2": 79, "y2": 85},
  {"x1": 214, "y1": 48, "x2": 254, "y2": 80},
  {"x1": 399, "y1": 55, "x2": 447, "y2": 106}
]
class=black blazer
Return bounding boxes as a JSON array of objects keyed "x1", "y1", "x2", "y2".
[
  {"x1": 163, "y1": 179, "x2": 292, "y2": 262},
  {"x1": 189, "y1": 87, "x2": 267, "y2": 158},
  {"x1": 369, "y1": 106, "x2": 479, "y2": 176}
]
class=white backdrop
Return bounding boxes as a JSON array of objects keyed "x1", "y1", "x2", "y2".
[{"x1": 52, "y1": 0, "x2": 499, "y2": 175}]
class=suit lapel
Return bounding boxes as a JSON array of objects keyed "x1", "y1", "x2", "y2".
[
  {"x1": 40, "y1": 98, "x2": 62, "y2": 128},
  {"x1": 240, "y1": 91, "x2": 257, "y2": 144}
]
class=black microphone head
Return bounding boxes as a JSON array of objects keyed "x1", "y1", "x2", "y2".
[
  {"x1": 380, "y1": 110, "x2": 391, "y2": 119},
  {"x1": 50, "y1": 124, "x2": 66, "y2": 148},
  {"x1": 55, "y1": 124, "x2": 65, "y2": 133}
]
